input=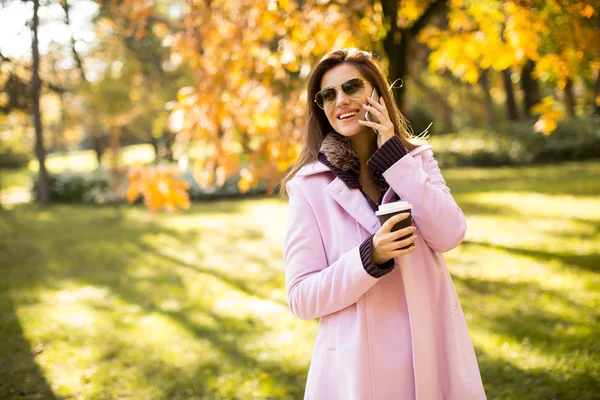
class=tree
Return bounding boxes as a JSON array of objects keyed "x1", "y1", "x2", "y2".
[
  {"x1": 31, "y1": 0, "x2": 51, "y2": 204},
  {"x1": 381, "y1": 0, "x2": 447, "y2": 113},
  {"x1": 111, "y1": 0, "x2": 599, "y2": 213},
  {"x1": 521, "y1": 59, "x2": 541, "y2": 116},
  {"x1": 110, "y1": 0, "x2": 382, "y2": 199},
  {"x1": 421, "y1": 0, "x2": 600, "y2": 133}
]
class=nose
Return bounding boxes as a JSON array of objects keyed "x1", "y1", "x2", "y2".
[{"x1": 335, "y1": 87, "x2": 350, "y2": 107}]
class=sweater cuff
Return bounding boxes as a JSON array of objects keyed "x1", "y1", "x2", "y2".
[
  {"x1": 367, "y1": 135, "x2": 408, "y2": 173},
  {"x1": 359, "y1": 235, "x2": 395, "y2": 278}
]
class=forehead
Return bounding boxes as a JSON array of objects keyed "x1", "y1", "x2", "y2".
[{"x1": 320, "y1": 63, "x2": 366, "y2": 90}]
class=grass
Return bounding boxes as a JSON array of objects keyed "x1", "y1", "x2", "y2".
[{"x1": 1, "y1": 160, "x2": 599, "y2": 399}]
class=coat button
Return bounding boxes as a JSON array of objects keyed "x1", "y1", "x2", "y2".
[{"x1": 453, "y1": 307, "x2": 459, "y2": 315}]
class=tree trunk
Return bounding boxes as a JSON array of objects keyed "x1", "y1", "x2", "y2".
[
  {"x1": 32, "y1": 0, "x2": 50, "y2": 204},
  {"x1": 594, "y1": 67, "x2": 600, "y2": 115},
  {"x1": 93, "y1": 133, "x2": 105, "y2": 166},
  {"x1": 563, "y1": 78, "x2": 576, "y2": 117},
  {"x1": 502, "y1": 68, "x2": 520, "y2": 120},
  {"x1": 521, "y1": 59, "x2": 541, "y2": 116},
  {"x1": 479, "y1": 68, "x2": 495, "y2": 126},
  {"x1": 161, "y1": 132, "x2": 175, "y2": 162},
  {"x1": 381, "y1": 0, "x2": 404, "y2": 112},
  {"x1": 381, "y1": 0, "x2": 445, "y2": 115},
  {"x1": 150, "y1": 137, "x2": 160, "y2": 164}
]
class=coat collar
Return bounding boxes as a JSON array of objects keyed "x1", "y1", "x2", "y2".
[
  {"x1": 295, "y1": 131, "x2": 385, "y2": 234},
  {"x1": 297, "y1": 131, "x2": 388, "y2": 190},
  {"x1": 295, "y1": 138, "x2": 433, "y2": 179}
]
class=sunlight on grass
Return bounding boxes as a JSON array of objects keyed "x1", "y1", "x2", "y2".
[
  {"x1": 1, "y1": 161, "x2": 599, "y2": 399},
  {"x1": 27, "y1": 144, "x2": 156, "y2": 173},
  {"x1": 0, "y1": 168, "x2": 33, "y2": 193}
]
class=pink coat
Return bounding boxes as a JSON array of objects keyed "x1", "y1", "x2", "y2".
[{"x1": 284, "y1": 145, "x2": 487, "y2": 400}]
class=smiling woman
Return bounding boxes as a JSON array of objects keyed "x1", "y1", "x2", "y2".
[{"x1": 279, "y1": 48, "x2": 487, "y2": 400}]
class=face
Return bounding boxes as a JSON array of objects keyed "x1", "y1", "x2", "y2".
[{"x1": 318, "y1": 63, "x2": 374, "y2": 138}]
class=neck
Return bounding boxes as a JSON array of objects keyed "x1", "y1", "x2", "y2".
[{"x1": 349, "y1": 130, "x2": 376, "y2": 169}]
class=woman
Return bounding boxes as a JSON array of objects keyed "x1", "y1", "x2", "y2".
[{"x1": 280, "y1": 48, "x2": 486, "y2": 400}]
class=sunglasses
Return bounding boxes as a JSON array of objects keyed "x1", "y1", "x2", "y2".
[{"x1": 314, "y1": 78, "x2": 371, "y2": 110}]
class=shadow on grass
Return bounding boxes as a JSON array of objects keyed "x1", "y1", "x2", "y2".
[
  {"x1": 0, "y1": 203, "x2": 304, "y2": 399},
  {"x1": 453, "y1": 273, "x2": 600, "y2": 399},
  {"x1": 477, "y1": 347, "x2": 600, "y2": 400},
  {"x1": 462, "y1": 239, "x2": 600, "y2": 273},
  {"x1": 0, "y1": 295, "x2": 59, "y2": 400},
  {"x1": 133, "y1": 240, "x2": 288, "y2": 308},
  {"x1": 456, "y1": 199, "x2": 515, "y2": 218}
]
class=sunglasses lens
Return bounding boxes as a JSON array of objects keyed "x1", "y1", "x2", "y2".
[
  {"x1": 341, "y1": 78, "x2": 365, "y2": 97},
  {"x1": 315, "y1": 88, "x2": 337, "y2": 109}
]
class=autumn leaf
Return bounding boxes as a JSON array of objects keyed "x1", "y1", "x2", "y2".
[
  {"x1": 126, "y1": 165, "x2": 190, "y2": 214},
  {"x1": 531, "y1": 96, "x2": 564, "y2": 136}
]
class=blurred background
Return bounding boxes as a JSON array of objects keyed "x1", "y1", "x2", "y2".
[{"x1": 0, "y1": 0, "x2": 598, "y2": 399}]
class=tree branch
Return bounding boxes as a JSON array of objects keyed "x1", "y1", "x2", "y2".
[
  {"x1": 409, "y1": 0, "x2": 446, "y2": 36},
  {"x1": 59, "y1": 0, "x2": 86, "y2": 81}
]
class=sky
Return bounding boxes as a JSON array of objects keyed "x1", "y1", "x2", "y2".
[{"x1": 0, "y1": 0, "x2": 99, "y2": 59}]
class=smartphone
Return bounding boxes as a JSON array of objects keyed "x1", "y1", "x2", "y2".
[{"x1": 365, "y1": 88, "x2": 380, "y2": 124}]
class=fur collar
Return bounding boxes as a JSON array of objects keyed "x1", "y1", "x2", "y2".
[{"x1": 318, "y1": 131, "x2": 388, "y2": 190}]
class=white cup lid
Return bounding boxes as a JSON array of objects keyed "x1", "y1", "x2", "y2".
[{"x1": 376, "y1": 201, "x2": 412, "y2": 216}]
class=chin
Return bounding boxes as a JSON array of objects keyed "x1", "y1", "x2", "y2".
[{"x1": 335, "y1": 124, "x2": 368, "y2": 138}]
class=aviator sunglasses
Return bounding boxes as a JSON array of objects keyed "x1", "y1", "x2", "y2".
[{"x1": 314, "y1": 78, "x2": 371, "y2": 110}]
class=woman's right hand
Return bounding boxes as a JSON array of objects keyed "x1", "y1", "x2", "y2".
[{"x1": 372, "y1": 213, "x2": 417, "y2": 265}]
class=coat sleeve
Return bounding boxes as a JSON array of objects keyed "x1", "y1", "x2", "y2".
[
  {"x1": 283, "y1": 180, "x2": 381, "y2": 321},
  {"x1": 382, "y1": 147, "x2": 466, "y2": 253}
]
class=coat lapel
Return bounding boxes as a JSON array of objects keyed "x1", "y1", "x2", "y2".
[{"x1": 325, "y1": 178, "x2": 380, "y2": 235}]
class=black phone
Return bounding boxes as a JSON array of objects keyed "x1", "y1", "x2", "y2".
[{"x1": 365, "y1": 88, "x2": 380, "y2": 124}]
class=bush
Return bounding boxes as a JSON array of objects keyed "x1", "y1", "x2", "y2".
[
  {"x1": 430, "y1": 116, "x2": 600, "y2": 168},
  {"x1": 180, "y1": 169, "x2": 268, "y2": 201},
  {"x1": 32, "y1": 167, "x2": 269, "y2": 205},
  {"x1": 32, "y1": 169, "x2": 121, "y2": 204},
  {"x1": 0, "y1": 138, "x2": 30, "y2": 168}
]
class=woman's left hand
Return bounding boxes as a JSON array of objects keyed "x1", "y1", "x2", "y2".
[{"x1": 359, "y1": 96, "x2": 395, "y2": 148}]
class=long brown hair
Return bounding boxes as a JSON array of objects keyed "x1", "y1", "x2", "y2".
[{"x1": 279, "y1": 48, "x2": 425, "y2": 197}]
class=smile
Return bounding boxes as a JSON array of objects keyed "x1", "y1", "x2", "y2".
[{"x1": 338, "y1": 111, "x2": 358, "y2": 120}]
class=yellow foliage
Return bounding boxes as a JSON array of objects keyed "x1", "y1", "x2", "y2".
[
  {"x1": 126, "y1": 165, "x2": 191, "y2": 214},
  {"x1": 581, "y1": 5, "x2": 594, "y2": 18},
  {"x1": 531, "y1": 96, "x2": 564, "y2": 136},
  {"x1": 113, "y1": 0, "x2": 598, "y2": 213}
]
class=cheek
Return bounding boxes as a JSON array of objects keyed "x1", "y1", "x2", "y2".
[{"x1": 325, "y1": 111, "x2": 337, "y2": 125}]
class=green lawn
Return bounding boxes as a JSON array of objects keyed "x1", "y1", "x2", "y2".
[{"x1": 1, "y1": 161, "x2": 599, "y2": 399}]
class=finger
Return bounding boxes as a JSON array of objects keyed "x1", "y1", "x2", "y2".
[
  {"x1": 389, "y1": 244, "x2": 417, "y2": 258},
  {"x1": 380, "y1": 212, "x2": 410, "y2": 232},
  {"x1": 390, "y1": 234, "x2": 417, "y2": 251},
  {"x1": 358, "y1": 119, "x2": 383, "y2": 130},
  {"x1": 391, "y1": 225, "x2": 416, "y2": 240},
  {"x1": 362, "y1": 103, "x2": 386, "y2": 120},
  {"x1": 367, "y1": 96, "x2": 387, "y2": 113}
]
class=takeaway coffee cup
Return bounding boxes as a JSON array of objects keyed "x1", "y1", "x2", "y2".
[{"x1": 375, "y1": 201, "x2": 413, "y2": 249}]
